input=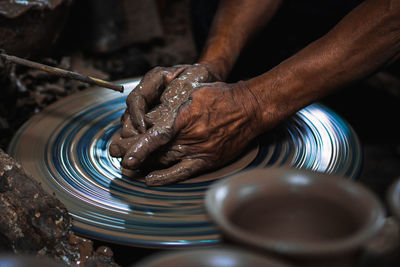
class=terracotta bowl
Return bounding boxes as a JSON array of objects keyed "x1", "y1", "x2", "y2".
[
  {"x1": 133, "y1": 247, "x2": 293, "y2": 267},
  {"x1": 387, "y1": 177, "x2": 400, "y2": 221},
  {"x1": 205, "y1": 168, "x2": 385, "y2": 258}
]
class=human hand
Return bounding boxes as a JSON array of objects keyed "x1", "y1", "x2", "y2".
[
  {"x1": 118, "y1": 64, "x2": 219, "y2": 137},
  {"x1": 110, "y1": 79, "x2": 266, "y2": 186},
  {"x1": 109, "y1": 63, "x2": 220, "y2": 182}
]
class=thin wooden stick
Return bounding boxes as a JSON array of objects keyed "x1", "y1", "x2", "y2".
[{"x1": 0, "y1": 53, "x2": 124, "y2": 93}]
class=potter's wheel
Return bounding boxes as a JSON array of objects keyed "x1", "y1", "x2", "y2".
[{"x1": 8, "y1": 78, "x2": 362, "y2": 248}]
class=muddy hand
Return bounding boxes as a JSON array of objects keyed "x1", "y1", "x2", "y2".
[
  {"x1": 141, "y1": 81, "x2": 265, "y2": 186},
  {"x1": 110, "y1": 64, "x2": 218, "y2": 170},
  {"x1": 121, "y1": 64, "x2": 218, "y2": 137}
]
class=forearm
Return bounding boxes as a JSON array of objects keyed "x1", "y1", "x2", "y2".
[
  {"x1": 246, "y1": 0, "x2": 400, "y2": 131},
  {"x1": 198, "y1": 0, "x2": 282, "y2": 80}
]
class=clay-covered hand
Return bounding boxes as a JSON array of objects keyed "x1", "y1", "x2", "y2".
[
  {"x1": 119, "y1": 64, "x2": 218, "y2": 137},
  {"x1": 109, "y1": 64, "x2": 219, "y2": 180},
  {"x1": 110, "y1": 79, "x2": 266, "y2": 186}
]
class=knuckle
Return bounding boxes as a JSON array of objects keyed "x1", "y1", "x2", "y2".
[
  {"x1": 149, "y1": 127, "x2": 172, "y2": 145},
  {"x1": 191, "y1": 123, "x2": 208, "y2": 138},
  {"x1": 126, "y1": 91, "x2": 140, "y2": 104},
  {"x1": 201, "y1": 142, "x2": 215, "y2": 152},
  {"x1": 191, "y1": 87, "x2": 210, "y2": 99},
  {"x1": 191, "y1": 158, "x2": 211, "y2": 171},
  {"x1": 195, "y1": 67, "x2": 210, "y2": 81},
  {"x1": 150, "y1": 66, "x2": 164, "y2": 73},
  {"x1": 213, "y1": 81, "x2": 226, "y2": 88},
  {"x1": 180, "y1": 167, "x2": 192, "y2": 177}
]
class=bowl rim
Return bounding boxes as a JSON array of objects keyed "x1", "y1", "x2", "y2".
[
  {"x1": 387, "y1": 177, "x2": 400, "y2": 221},
  {"x1": 205, "y1": 167, "x2": 386, "y2": 257},
  {"x1": 133, "y1": 246, "x2": 294, "y2": 267}
]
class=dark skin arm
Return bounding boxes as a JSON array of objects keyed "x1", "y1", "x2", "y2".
[
  {"x1": 114, "y1": 0, "x2": 282, "y2": 135},
  {"x1": 110, "y1": 0, "x2": 282, "y2": 177},
  {"x1": 198, "y1": 0, "x2": 283, "y2": 80},
  {"x1": 111, "y1": 0, "x2": 400, "y2": 186},
  {"x1": 247, "y1": 0, "x2": 400, "y2": 129}
]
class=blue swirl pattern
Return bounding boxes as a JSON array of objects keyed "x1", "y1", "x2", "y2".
[{"x1": 8, "y1": 78, "x2": 362, "y2": 248}]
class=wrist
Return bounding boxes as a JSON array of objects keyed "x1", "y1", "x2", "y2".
[
  {"x1": 198, "y1": 35, "x2": 240, "y2": 81},
  {"x1": 231, "y1": 80, "x2": 271, "y2": 138},
  {"x1": 241, "y1": 66, "x2": 308, "y2": 134},
  {"x1": 197, "y1": 57, "x2": 231, "y2": 81}
]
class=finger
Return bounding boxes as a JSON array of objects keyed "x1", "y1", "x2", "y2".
[
  {"x1": 156, "y1": 145, "x2": 187, "y2": 166},
  {"x1": 126, "y1": 70, "x2": 165, "y2": 133},
  {"x1": 126, "y1": 66, "x2": 187, "y2": 133},
  {"x1": 164, "y1": 65, "x2": 188, "y2": 83},
  {"x1": 120, "y1": 110, "x2": 139, "y2": 138},
  {"x1": 109, "y1": 132, "x2": 140, "y2": 158},
  {"x1": 109, "y1": 131, "x2": 124, "y2": 157},
  {"x1": 144, "y1": 105, "x2": 166, "y2": 126},
  {"x1": 121, "y1": 127, "x2": 173, "y2": 169},
  {"x1": 171, "y1": 100, "x2": 191, "y2": 134},
  {"x1": 120, "y1": 110, "x2": 129, "y2": 124},
  {"x1": 127, "y1": 93, "x2": 147, "y2": 133},
  {"x1": 145, "y1": 158, "x2": 208, "y2": 186}
]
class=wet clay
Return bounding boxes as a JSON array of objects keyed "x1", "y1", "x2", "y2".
[
  {"x1": 109, "y1": 64, "x2": 217, "y2": 185},
  {"x1": 230, "y1": 194, "x2": 363, "y2": 242},
  {"x1": 110, "y1": 64, "x2": 262, "y2": 186},
  {"x1": 115, "y1": 140, "x2": 259, "y2": 184},
  {"x1": 125, "y1": 64, "x2": 214, "y2": 134}
]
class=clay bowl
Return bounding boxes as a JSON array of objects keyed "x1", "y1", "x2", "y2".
[
  {"x1": 387, "y1": 177, "x2": 400, "y2": 221},
  {"x1": 133, "y1": 246, "x2": 293, "y2": 267},
  {"x1": 205, "y1": 168, "x2": 385, "y2": 260}
]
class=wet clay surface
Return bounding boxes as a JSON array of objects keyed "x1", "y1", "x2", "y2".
[
  {"x1": 229, "y1": 194, "x2": 363, "y2": 243},
  {"x1": 109, "y1": 64, "x2": 217, "y2": 186},
  {"x1": 116, "y1": 140, "x2": 259, "y2": 184},
  {"x1": 110, "y1": 64, "x2": 263, "y2": 187}
]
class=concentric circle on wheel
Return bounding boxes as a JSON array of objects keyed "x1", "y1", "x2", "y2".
[{"x1": 8, "y1": 78, "x2": 362, "y2": 247}]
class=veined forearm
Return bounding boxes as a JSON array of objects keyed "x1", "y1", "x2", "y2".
[
  {"x1": 247, "y1": 0, "x2": 400, "y2": 130},
  {"x1": 198, "y1": 0, "x2": 282, "y2": 80}
]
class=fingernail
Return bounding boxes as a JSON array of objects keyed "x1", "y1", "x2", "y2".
[{"x1": 121, "y1": 156, "x2": 139, "y2": 169}]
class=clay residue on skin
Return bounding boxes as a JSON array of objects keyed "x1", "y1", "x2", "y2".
[
  {"x1": 0, "y1": 0, "x2": 62, "y2": 18},
  {"x1": 109, "y1": 64, "x2": 258, "y2": 186},
  {"x1": 110, "y1": 65, "x2": 214, "y2": 184},
  {"x1": 123, "y1": 64, "x2": 213, "y2": 138}
]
